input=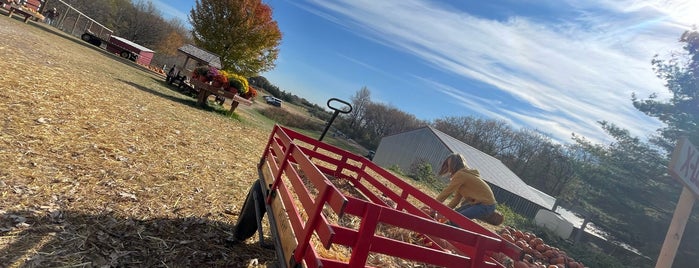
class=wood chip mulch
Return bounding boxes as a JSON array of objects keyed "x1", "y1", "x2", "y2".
[{"x1": 0, "y1": 13, "x2": 276, "y2": 268}]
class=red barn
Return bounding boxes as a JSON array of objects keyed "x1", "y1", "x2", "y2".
[{"x1": 105, "y1": 35, "x2": 154, "y2": 66}]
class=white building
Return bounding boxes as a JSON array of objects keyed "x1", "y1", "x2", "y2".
[{"x1": 373, "y1": 126, "x2": 553, "y2": 218}]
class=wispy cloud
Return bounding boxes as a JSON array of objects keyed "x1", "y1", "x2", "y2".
[
  {"x1": 301, "y1": 0, "x2": 694, "y2": 143},
  {"x1": 336, "y1": 53, "x2": 402, "y2": 82},
  {"x1": 150, "y1": 0, "x2": 190, "y2": 23}
]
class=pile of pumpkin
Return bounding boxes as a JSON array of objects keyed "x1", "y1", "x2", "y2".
[{"x1": 490, "y1": 226, "x2": 587, "y2": 268}]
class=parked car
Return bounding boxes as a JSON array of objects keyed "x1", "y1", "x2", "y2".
[
  {"x1": 365, "y1": 150, "x2": 375, "y2": 160},
  {"x1": 264, "y1": 95, "x2": 282, "y2": 107}
]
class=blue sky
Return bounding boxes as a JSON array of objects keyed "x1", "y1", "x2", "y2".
[{"x1": 152, "y1": 0, "x2": 698, "y2": 144}]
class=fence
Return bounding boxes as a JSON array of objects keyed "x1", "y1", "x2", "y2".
[{"x1": 43, "y1": 0, "x2": 112, "y2": 40}]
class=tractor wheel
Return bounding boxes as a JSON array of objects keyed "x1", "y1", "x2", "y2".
[
  {"x1": 232, "y1": 180, "x2": 266, "y2": 241},
  {"x1": 81, "y1": 34, "x2": 101, "y2": 46}
]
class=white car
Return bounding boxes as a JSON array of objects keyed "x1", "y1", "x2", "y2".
[{"x1": 264, "y1": 96, "x2": 282, "y2": 107}]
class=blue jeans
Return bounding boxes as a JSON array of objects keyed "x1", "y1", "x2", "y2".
[{"x1": 455, "y1": 203, "x2": 496, "y2": 220}]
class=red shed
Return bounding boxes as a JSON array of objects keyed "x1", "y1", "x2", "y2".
[{"x1": 105, "y1": 35, "x2": 154, "y2": 66}]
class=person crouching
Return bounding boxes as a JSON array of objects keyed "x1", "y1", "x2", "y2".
[{"x1": 434, "y1": 153, "x2": 497, "y2": 224}]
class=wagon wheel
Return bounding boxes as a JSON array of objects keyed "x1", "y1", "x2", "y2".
[
  {"x1": 120, "y1": 51, "x2": 130, "y2": 58},
  {"x1": 231, "y1": 180, "x2": 268, "y2": 246}
]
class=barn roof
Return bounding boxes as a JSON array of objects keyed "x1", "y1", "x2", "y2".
[
  {"x1": 109, "y1": 36, "x2": 154, "y2": 53},
  {"x1": 177, "y1": 44, "x2": 222, "y2": 69},
  {"x1": 426, "y1": 127, "x2": 553, "y2": 210}
]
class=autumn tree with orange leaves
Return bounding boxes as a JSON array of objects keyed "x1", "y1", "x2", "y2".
[{"x1": 190, "y1": 0, "x2": 282, "y2": 77}]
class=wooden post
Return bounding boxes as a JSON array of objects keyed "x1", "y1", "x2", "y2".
[
  {"x1": 70, "y1": 12, "x2": 80, "y2": 35},
  {"x1": 38, "y1": 0, "x2": 47, "y2": 14},
  {"x1": 229, "y1": 100, "x2": 240, "y2": 115},
  {"x1": 181, "y1": 56, "x2": 191, "y2": 74},
  {"x1": 573, "y1": 215, "x2": 591, "y2": 245},
  {"x1": 655, "y1": 187, "x2": 695, "y2": 268},
  {"x1": 657, "y1": 137, "x2": 699, "y2": 267}
]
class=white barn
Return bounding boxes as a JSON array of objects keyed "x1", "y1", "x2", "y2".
[{"x1": 373, "y1": 126, "x2": 553, "y2": 218}]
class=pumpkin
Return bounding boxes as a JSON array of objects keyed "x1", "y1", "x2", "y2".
[
  {"x1": 514, "y1": 261, "x2": 529, "y2": 268},
  {"x1": 502, "y1": 233, "x2": 515, "y2": 243},
  {"x1": 535, "y1": 243, "x2": 546, "y2": 252}
]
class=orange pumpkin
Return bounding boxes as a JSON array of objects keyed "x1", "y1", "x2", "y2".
[
  {"x1": 532, "y1": 237, "x2": 544, "y2": 245},
  {"x1": 513, "y1": 230, "x2": 524, "y2": 239},
  {"x1": 514, "y1": 261, "x2": 529, "y2": 268},
  {"x1": 515, "y1": 240, "x2": 527, "y2": 249},
  {"x1": 535, "y1": 244, "x2": 546, "y2": 252}
]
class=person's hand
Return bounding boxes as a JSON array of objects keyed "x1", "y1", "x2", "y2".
[
  {"x1": 420, "y1": 206, "x2": 449, "y2": 223},
  {"x1": 434, "y1": 213, "x2": 448, "y2": 223},
  {"x1": 420, "y1": 206, "x2": 435, "y2": 217}
]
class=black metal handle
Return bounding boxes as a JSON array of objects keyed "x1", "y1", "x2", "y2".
[
  {"x1": 319, "y1": 98, "x2": 353, "y2": 141},
  {"x1": 327, "y1": 98, "x2": 352, "y2": 114}
]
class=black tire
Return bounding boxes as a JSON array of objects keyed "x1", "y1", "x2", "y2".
[
  {"x1": 233, "y1": 180, "x2": 266, "y2": 241},
  {"x1": 81, "y1": 33, "x2": 102, "y2": 46},
  {"x1": 120, "y1": 51, "x2": 130, "y2": 58},
  {"x1": 81, "y1": 33, "x2": 92, "y2": 42}
]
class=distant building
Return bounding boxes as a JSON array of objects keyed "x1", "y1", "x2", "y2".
[
  {"x1": 177, "y1": 44, "x2": 223, "y2": 70},
  {"x1": 373, "y1": 126, "x2": 553, "y2": 218},
  {"x1": 106, "y1": 36, "x2": 154, "y2": 66}
]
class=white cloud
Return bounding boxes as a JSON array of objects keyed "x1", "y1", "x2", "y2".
[
  {"x1": 150, "y1": 0, "x2": 190, "y2": 23},
  {"x1": 303, "y1": 0, "x2": 688, "y2": 143}
]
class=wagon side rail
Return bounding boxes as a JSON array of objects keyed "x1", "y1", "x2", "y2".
[
  {"x1": 258, "y1": 125, "x2": 520, "y2": 267},
  {"x1": 261, "y1": 142, "x2": 346, "y2": 267},
  {"x1": 316, "y1": 156, "x2": 521, "y2": 259},
  {"x1": 273, "y1": 126, "x2": 520, "y2": 258},
  {"x1": 260, "y1": 133, "x2": 503, "y2": 267},
  {"x1": 335, "y1": 196, "x2": 509, "y2": 267}
]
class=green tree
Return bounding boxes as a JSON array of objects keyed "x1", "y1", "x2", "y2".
[
  {"x1": 570, "y1": 121, "x2": 677, "y2": 264},
  {"x1": 633, "y1": 29, "x2": 699, "y2": 152},
  {"x1": 190, "y1": 0, "x2": 282, "y2": 76}
]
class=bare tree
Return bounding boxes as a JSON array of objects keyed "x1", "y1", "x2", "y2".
[
  {"x1": 432, "y1": 116, "x2": 475, "y2": 142},
  {"x1": 346, "y1": 86, "x2": 371, "y2": 129},
  {"x1": 432, "y1": 116, "x2": 514, "y2": 156},
  {"x1": 360, "y1": 102, "x2": 424, "y2": 148},
  {"x1": 114, "y1": 1, "x2": 168, "y2": 48}
]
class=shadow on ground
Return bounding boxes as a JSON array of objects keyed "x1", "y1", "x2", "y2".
[
  {"x1": 0, "y1": 209, "x2": 275, "y2": 267},
  {"x1": 118, "y1": 79, "x2": 200, "y2": 109},
  {"x1": 121, "y1": 78, "x2": 237, "y2": 118}
]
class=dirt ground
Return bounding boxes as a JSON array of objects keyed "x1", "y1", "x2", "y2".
[{"x1": 0, "y1": 13, "x2": 277, "y2": 268}]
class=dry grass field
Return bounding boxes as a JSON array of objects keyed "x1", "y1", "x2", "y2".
[{"x1": 0, "y1": 14, "x2": 277, "y2": 267}]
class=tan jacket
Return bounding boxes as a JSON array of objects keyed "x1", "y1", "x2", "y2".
[{"x1": 435, "y1": 168, "x2": 496, "y2": 209}]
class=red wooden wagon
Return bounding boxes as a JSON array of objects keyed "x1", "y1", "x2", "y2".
[{"x1": 233, "y1": 125, "x2": 521, "y2": 267}]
